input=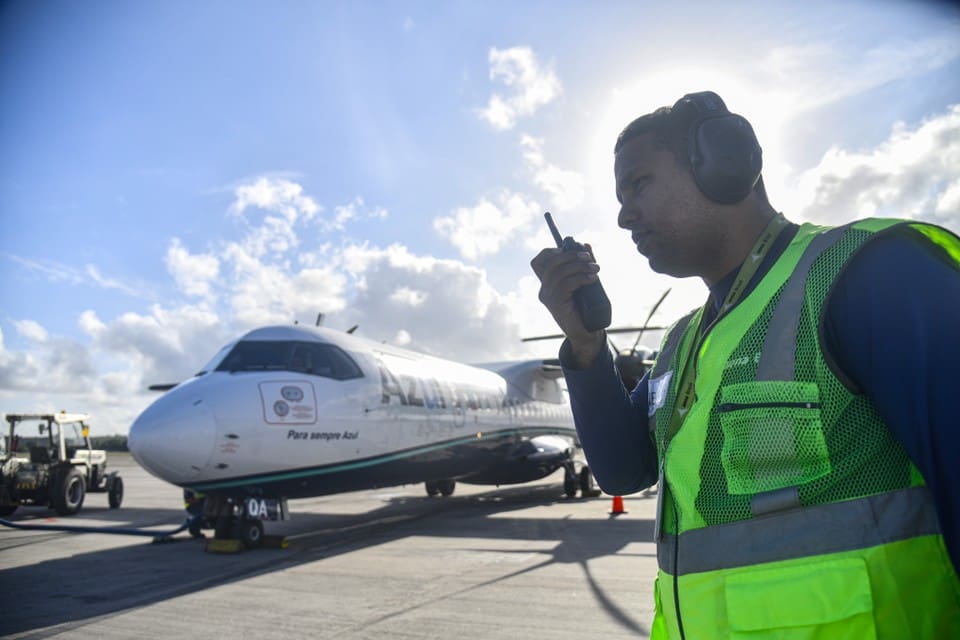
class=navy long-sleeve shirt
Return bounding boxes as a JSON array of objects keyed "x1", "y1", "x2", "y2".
[{"x1": 561, "y1": 223, "x2": 960, "y2": 571}]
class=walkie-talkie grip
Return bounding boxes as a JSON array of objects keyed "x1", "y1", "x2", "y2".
[
  {"x1": 544, "y1": 212, "x2": 612, "y2": 333},
  {"x1": 560, "y1": 236, "x2": 612, "y2": 332}
]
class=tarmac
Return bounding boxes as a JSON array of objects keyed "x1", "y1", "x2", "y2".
[{"x1": 0, "y1": 454, "x2": 659, "y2": 639}]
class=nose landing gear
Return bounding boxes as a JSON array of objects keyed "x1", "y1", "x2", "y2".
[{"x1": 199, "y1": 494, "x2": 288, "y2": 552}]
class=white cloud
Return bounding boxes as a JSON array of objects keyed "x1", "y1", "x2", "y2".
[
  {"x1": 478, "y1": 46, "x2": 561, "y2": 130},
  {"x1": 5, "y1": 255, "x2": 84, "y2": 285},
  {"x1": 5, "y1": 255, "x2": 154, "y2": 300},
  {"x1": 389, "y1": 287, "x2": 428, "y2": 307},
  {"x1": 70, "y1": 304, "x2": 229, "y2": 399},
  {"x1": 763, "y1": 35, "x2": 960, "y2": 112},
  {"x1": 328, "y1": 197, "x2": 389, "y2": 232},
  {"x1": 231, "y1": 176, "x2": 321, "y2": 219},
  {"x1": 15, "y1": 319, "x2": 48, "y2": 343},
  {"x1": 0, "y1": 332, "x2": 95, "y2": 395},
  {"x1": 165, "y1": 238, "x2": 221, "y2": 299},
  {"x1": 229, "y1": 177, "x2": 323, "y2": 256},
  {"x1": 937, "y1": 181, "x2": 960, "y2": 218},
  {"x1": 791, "y1": 104, "x2": 960, "y2": 229},
  {"x1": 336, "y1": 244, "x2": 528, "y2": 362},
  {"x1": 520, "y1": 135, "x2": 585, "y2": 210},
  {"x1": 85, "y1": 265, "x2": 147, "y2": 299},
  {"x1": 433, "y1": 190, "x2": 542, "y2": 260},
  {"x1": 0, "y1": 308, "x2": 215, "y2": 433},
  {"x1": 78, "y1": 310, "x2": 107, "y2": 337},
  {"x1": 221, "y1": 242, "x2": 347, "y2": 329}
]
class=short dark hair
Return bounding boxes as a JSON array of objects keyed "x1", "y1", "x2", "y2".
[
  {"x1": 613, "y1": 104, "x2": 698, "y2": 165},
  {"x1": 614, "y1": 98, "x2": 768, "y2": 203}
]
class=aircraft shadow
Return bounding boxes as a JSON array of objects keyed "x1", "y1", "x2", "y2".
[{"x1": 0, "y1": 484, "x2": 656, "y2": 637}]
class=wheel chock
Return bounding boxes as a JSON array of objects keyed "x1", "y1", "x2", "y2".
[
  {"x1": 205, "y1": 538, "x2": 244, "y2": 554},
  {"x1": 262, "y1": 535, "x2": 288, "y2": 549}
]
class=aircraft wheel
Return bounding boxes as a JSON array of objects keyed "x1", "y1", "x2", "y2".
[
  {"x1": 108, "y1": 476, "x2": 124, "y2": 509},
  {"x1": 438, "y1": 479, "x2": 456, "y2": 497},
  {"x1": 239, "y1": 519, "x2": 264, "y2": 549},
  {"x1": 579, "y1": 466, "x2": 600, "y2": 497},
  {"x1": 425, "y1": 480, "x2": 440, "y2": 497},
  {"x1": 214, "y1": 516, "x2": 234, "y2": 539},
  {"x1": 52, "y1": 468, "x2": 86, "y2": 516},
  {"x1": 563, "y1": 470, "x2": 578, "y2": 498}
]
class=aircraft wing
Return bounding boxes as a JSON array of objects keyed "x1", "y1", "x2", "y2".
[{"x1": 475, "y1": 360, "x2": 566, "y2": 403}]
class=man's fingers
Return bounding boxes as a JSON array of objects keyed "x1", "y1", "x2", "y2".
[
  {"x1": 531, "y1": 247, "x2": 597, "y2": 279},
  {"x1": 531, "y1": 244, "x2": 604, "y2": 339}
]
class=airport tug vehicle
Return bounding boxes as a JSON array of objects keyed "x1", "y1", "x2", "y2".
[{"x1": 0, "y1": 412, "x2": 124, "y2": 516}]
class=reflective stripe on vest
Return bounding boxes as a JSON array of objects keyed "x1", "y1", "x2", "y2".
[
  {"x1": 754, "y1": 224, "x2": 849, "y2": 381},
  {"x1": 658, "y1": 485, "x2": 941, "y2": 575}
]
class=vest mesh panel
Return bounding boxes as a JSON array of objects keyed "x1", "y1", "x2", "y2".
[{"x1": 671, "y1": 225, "x2": 919, "y2": 531}]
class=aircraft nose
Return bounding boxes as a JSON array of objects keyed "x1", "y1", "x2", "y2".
[{"x1": 129, "y1": 393, "x2": 216, "y2": 484}]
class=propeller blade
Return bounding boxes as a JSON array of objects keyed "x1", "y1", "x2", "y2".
[
  {"x1": 606, "y1": 326, "x2": 668, "y2": 335},
  {"x1": 521, "y1": 333, "x2": 565, "y2": 342},
  {"x1": 633, "y1": 288, "x2": 671, "y2": 351},
  {"x1": 522, "y1": 290, "x2": 671, "y2": 345}
]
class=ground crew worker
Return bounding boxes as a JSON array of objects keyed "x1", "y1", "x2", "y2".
[
  {"x1": 183, "y1": 488, "x2": 206, "y2": 539},
  {"x1": 531, "y1": 91, "x2": 960, "y2": 638}
]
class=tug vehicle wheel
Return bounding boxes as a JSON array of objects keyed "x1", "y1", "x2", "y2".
[
  {"x1": 108, "y1": 477, "x2": 124, "y2": 509},
  {"x1": 52, "y1": 468, "x2": 86, "y2": 516}
]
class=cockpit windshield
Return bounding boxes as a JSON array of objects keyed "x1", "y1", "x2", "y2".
[
  {"x1": 215, "y1": 341, "x2": 364, "y2": 380},
  {"x1": 196, "y1": 342, "x2": 235, "y2": 376}
]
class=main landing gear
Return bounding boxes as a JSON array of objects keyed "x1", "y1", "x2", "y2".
[
  {"x1": 564, "y1": 462, "x2": 600, "y2": 499},
  {"x1": 424, "y1": 478, "x2": 456, "y2": 497}
]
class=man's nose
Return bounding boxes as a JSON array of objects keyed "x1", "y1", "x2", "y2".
[{"x1": 617, "y1": 203, "x2": 634, "y2": 229}]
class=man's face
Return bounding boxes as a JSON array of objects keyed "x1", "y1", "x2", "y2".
[{"x1": 614, "y1": 133, "x2": 723, "y2": 280}]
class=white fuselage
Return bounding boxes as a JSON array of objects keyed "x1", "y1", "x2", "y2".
[{"x1": 129, "y1": 326, "x2": 576, "y2": 497}]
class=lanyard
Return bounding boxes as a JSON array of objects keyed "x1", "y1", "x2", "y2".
[{"x1": 661, "y1": 213, "x2": 789, "y2": 447}]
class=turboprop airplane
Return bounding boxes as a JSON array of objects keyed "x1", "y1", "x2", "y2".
[{"x1": 128, "y1": 324, "x2": 595, "y2": 548}]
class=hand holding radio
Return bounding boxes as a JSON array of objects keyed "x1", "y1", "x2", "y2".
[{"x1": 541, "y1": 212, "x2": 612, "y2": 333}]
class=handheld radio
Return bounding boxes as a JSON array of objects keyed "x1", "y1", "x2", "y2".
[{"x1": 544, "y1": 212, "x2": 612, "y2": 332}]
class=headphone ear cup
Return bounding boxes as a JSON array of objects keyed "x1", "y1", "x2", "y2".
[{"x1": 689, "y1": 115, "x2": 762, "y2": 204}]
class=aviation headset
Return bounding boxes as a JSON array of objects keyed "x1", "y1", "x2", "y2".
[{"x1": 674, "y1": 91, "x2": 763, "y2": 205}]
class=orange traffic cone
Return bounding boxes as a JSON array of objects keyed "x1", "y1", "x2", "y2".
[{"x1": 610, "y1": 495, "x2": 626, "y2": 515}]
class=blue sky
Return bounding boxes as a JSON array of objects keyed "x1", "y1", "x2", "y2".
[{"x1": 2, "y1": 1, "x2": 958, "y2": 433}]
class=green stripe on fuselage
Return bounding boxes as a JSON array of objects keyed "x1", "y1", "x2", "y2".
[{"x1": 187, "y1": 426, "x2": 575, "y2": 491}]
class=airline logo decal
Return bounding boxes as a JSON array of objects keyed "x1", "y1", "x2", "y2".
[{"x1": 259, "y1": 381, "x2": 317, "y2": 425}]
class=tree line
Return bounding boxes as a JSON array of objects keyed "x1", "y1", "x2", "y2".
[{"x1": 91, "y1": 435, "x2": 128, "y2": 451}]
